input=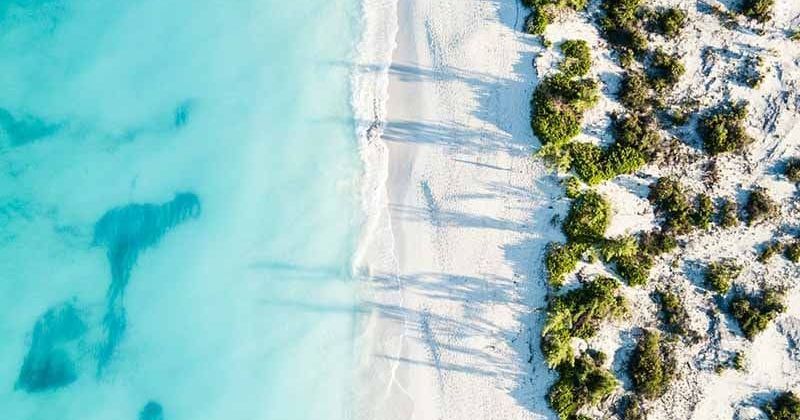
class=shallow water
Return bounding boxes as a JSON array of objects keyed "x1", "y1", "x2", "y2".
[{"x1": 0, "y1": 1, "x2": 362, "y2": 419}]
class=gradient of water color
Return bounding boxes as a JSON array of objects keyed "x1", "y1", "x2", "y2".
[{"x1": 0, "y1": 1, "x2": 362, "y2": 419}]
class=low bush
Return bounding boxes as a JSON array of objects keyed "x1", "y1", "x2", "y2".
[
  {"x1": 600, "y1": 235, "x2": 638, "y2": 262},
  {"x1": 656, "y1": 7, "x2": 687, "y2": 38},
  {"x1": 565, "y1": 176, "x2": 582, "y2": 198},
  {"x1": 600, "y1": 0, "x2": 649, "y2": 55},
  {"x1": 792, "y1": 30, "x2": 800, "y2": 42},
  {"x1": 759, "y1": 241, "x2": 784, "y2": 263},
  {"x1": 532, "y1": 74, "x2": 599, "y2": 145},
  {"x1": 542, "y1": 277, "x2": 627, "y2": 367},
  {"x1": 656, "y1": 290, "x2": 689, "y2": 335},
  {"x1": 639, "y1": 230, "x2": 677, "y2": 256},
  {"x1": 649, "y1": 177, "x2": 694, "y2": 235},
  {"x1": 785, "y1": 240, "x2": 800, "y2": 263},
  {"x1": 746, "y1": 188, "x2": 779, "y2": 226},
  {"x1": 719, "y1": 198, "x2": 740, "y2": 228},
  {"x1": 560, "y1": 40, "x2": 592, "y2": 78},
  {"x1": 784, "y1": 158, "x2": 800, "y2": 182},
  {"x1": 730, "y1": 288, "x2": 787, "y2": 340},
  {"x1": 698, "y1": 102, "x2": 751, "y2": 155},
  {"x1": 739, "y1": 0, "x2": 774, "y2": 23},
  {"x1": 619, "y1": 71, "x2": 651, "y2": 111},
  {"x1": 732, "y1": 351, "x2": 747, "y2": 372},
  {"x1": 522, "y1": 0, "x2": 589, "y2": 35},
  {"x1": 548, "y1": 353, "x2": 618, "y2": 419},
  {"x1": 648, "y1": 50, "x2": 685, "y2": 93},
  {"x1": 693, "y1": 194, "x2": 714, "y2": 229},
  {"x1": 615, "y1": 253, "x2": 653, "y2": 286},
  {"x1": 763, "y1": 391, "x2": 800, "y2": 420},
  {"x1": 567, "y1": 141, "x2": 607, "y2": 185},
  {"x1": 629, "y1": 330, "x2": 675, "y2": 400},
  {"x1": 705, "y1": 260, "x2": 741, "y2": 294},
  {"x1": 545, "y1": 242, "x2": 588, "y2": 287},
  {"x1": 563, "y1": 191, "x2": 611, "y2": 243}
]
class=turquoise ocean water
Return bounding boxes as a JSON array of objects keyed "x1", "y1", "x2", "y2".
[{"x1": 0, "y1": 1, "x2": 362, "y2": 419}]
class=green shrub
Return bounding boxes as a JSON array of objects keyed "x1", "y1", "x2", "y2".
[
  {"x1": 705, "y1": 260, "x2": 741, "y2": 294},
  {"x1": 693, "y1": 194, "x2": 714, "y2": 229},
  {"x1": 549, "y1": 353, "x2": 618, "y2": 419},
  {"x1": 759, "y1": 241, "x2": 784, "y2": 263},
  {"x1": 565, "y1": 176, "x2": 582, "y2": 198},
  {"x1": 567, "y1": 142, "x2": 607, "y2": 185},
  {"x1": 648, "y1": 49, "x2": 685, "y2": 93},
  {"x1": 532, "y1": 74, "x2": 599, "y2": 145},
  {"x1": 785, "y1": 240, "x2": 800, "y2": 263},
  {"x1": 542, "y1": 277, "x2": 627, "y2": 367},
  {"x1": 784, "y1": 158, "x2": 800, "y2": 182},
  {"x1": 649, "y1": 177, "x2": 694, "y2": 235},
  {"x1": 764, "y1": 391, "x2": 800, "y2": 420},
  {"x1": 600, "y1": 0, "x2": 649, "y2": 55},
  {"x1": 603, "y1": 144, "x2": 648, "y2": 178},
  {"x1": 639, "y1": 230, "x2": 677, "y2": 255},
  {"x1": 740, "y1": 0, "x2": 774, "y2": 23},
  {"x1": 656, "y1": 8, "x2": 687, "y2": 38},
  {"x1": 732, "y1": 351, "x2": 747, "y2": 372},
  {"x1": 545, "y1": 242, "x2": 588, "y2": 287},
  {"x1": 563, "y1": 191, "x2": 611, "y2": 242},
  {"x1": 791, "y1": 30, "x2": 800, "y2": 42},
  {"x1": 538, "y1": 142, "x2": 573, "y2": 171},
  {"x1": 629, "y1": 330, "x2": 675, "y2": 400},
  {"x1": 525, "y1": 8, "x2": 552, "y2": 35},
  {"x1": 719, "y1": 198, "x2": 740, "y2": 228},
  {"x1": 613, "y1": 113, "x2": 659, "y2": 155},
  {"x1": 730, "y1": 288, "x2": 786, "y2": 340},
  {"x1": 560, "y1": 40, "x2": 592, "y2": 78},
  {"x1": 619, "y1": 72, "x2": 651, "y2": 110},
  {"x1": 746, "y1": 188, "x2": 779, "y2": 226},
  {"x1": 656, "y1": 290, "x2": 689, "y2": 335},
  {"x1": 600, "y1": 235, "x2": 637, "y2": 262},
  {"x1": 615, "y1": 253, "x2": 653, "y2": 286},
  {"x1": 699, "y1": 102, "x2": 751, "y2": 155}
]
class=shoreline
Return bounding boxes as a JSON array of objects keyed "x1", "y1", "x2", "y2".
[{"x1": 352, "y1": 0, "x2": 554, "y2": 418}]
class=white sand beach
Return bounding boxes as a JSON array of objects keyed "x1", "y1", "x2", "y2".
[{"x1": 353, "y1": 0, "x2": 800, "y2": 419}]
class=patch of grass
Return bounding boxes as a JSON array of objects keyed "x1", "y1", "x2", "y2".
[
  {"x1": 560, "y1": 40, "x2": 592, "y2": 78},
  {"x1": 629, "y1": 330, "x2": 675, "y2": 400},
  {"x1": 523, "y1": 0, "x2": 590, "y2": 35},
  {"x1": 648, "y1": 49, "x2": 685, "y2": 93},
  {"x1": 719, "y1": 198, "x2": 740, "y2": 228},
  {"x1": 763, "y1": 391, "x2": 800, "y2": 420},
  {"x1": 567, "y1": 141, "x2": 607, "y2": 185},
  {"x1": 698, "y1": 102, "x2": 751, "y2": 155},
  {"x1": 542, "y1": 277, "x2": 627, "y2": 367},
  {"x1": 705, "y1": 260, "x2": 741, "y2": 294},
  {"x1": 655, "y1": 7, "x2": 687, "y2": 38},
  {"x1": 759, "y1": 241, "x2": 784, "y2": 263},
  {"x1": 532, "y1": 74, "x2": 599, "y2": 145},
  {"x1": 785, "y1": 240, "x2": 800, "y2": 263},
  {"x1": 615, "y1": 253, "x2": 654, "y2": 286},
  {"x1": 600, "y1": 235, "x2": 638, "y2": 262},
  {"x1": 565, "y1": 176, "x2": 582, "y2": 199},
  {"x1": 545, "y1": 242, "x2": 588, "y2": 287},
  {"x1": 548, "y1": 352, "x2": 618, "y2": 419},
  {"x1": 739, "y1": 0, "x2": 774, "y2": 23},
  {"x1": 563, "y1": 191, "x2": 612, "y2": 243},
  {"x1": 649, "y1": 177, "x2": 694, "y2": 235},
  {"x1": 745, "y1": 188, "x2": 779, "y2": 226},
  {"x1": 784, "y1": 158, "x2": 800, "y2": 183},
  {"x1": 730, "y1": 288, "x2": 787, "y2": 340}
]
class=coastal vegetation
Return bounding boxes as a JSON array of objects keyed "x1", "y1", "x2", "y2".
[
  {"x1": 549, "y1": 352, "x2": 618, "y2": 419},
  {"x1": 739, "y1": 0, "x2": 774, "y2": 23},
  {"x1": 628, "y1": 330, "x2": 675, "y2": 400},
  {"x1": 705, "y1": 260, "x2": 741, "y2": 295},
  {"x1": 698, "y1": 102, "x2": 751, "y2": 155},
  {"x1": 730, "y1": 288, "x2": 786, "y2": 340},
  {"x1": 763, "y1": 391, "x2": 800, "y2": 420},
  {"x1": 745, "y1": 188, "x2": 779, "y2": 226},
  {"x1": 655, "y1": 290, "x2": 690, "y2": 335}
]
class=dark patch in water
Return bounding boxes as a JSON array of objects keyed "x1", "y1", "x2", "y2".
[
  {"x1": 0, "y1": 109, "x2": 60, "y2": 147},
  {"x1": 93, "y1": 193, "x2": 200, "y2": 372},
  {"x1": 16, "y1": 302, "x2": 87, "y2": 393},
  {"x1": 174, "y1": 101, "x2": 193, "y2": 128},
  {"x1": 139, "y1": 401, "x2": 164, "y2": 420}
]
